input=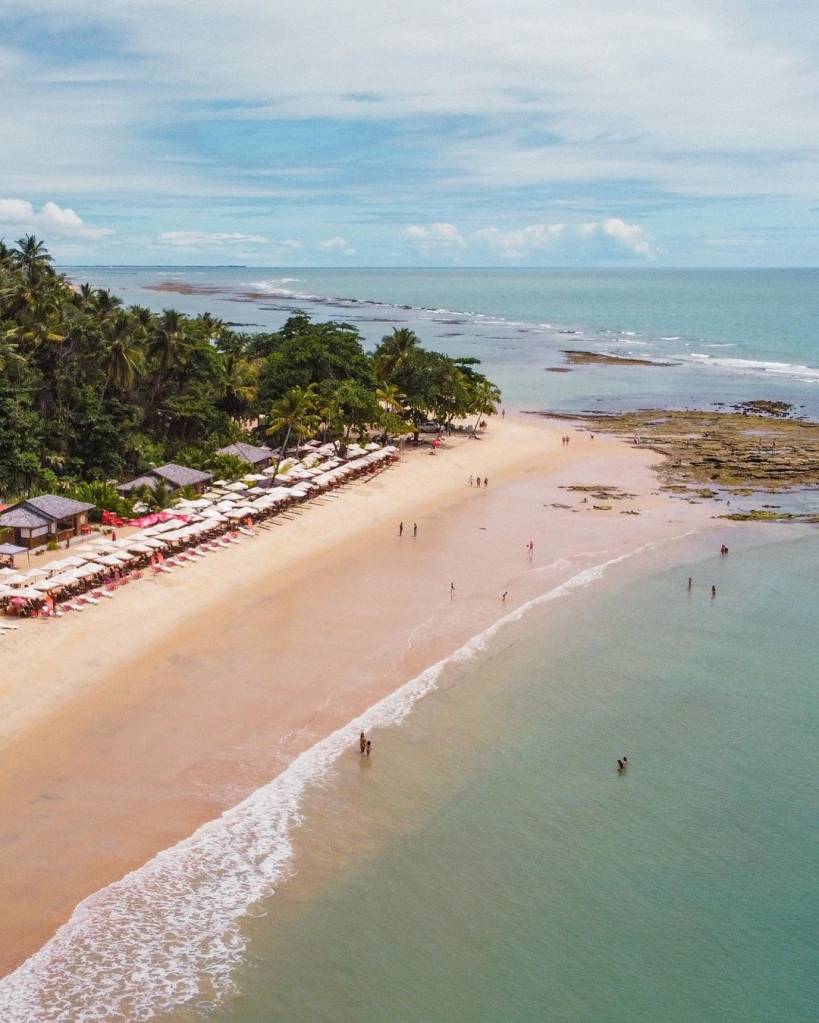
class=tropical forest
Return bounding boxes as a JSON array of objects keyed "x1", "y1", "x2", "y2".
[{"x1": 0, "y1": 236, "x2": 500, "y2": 507}]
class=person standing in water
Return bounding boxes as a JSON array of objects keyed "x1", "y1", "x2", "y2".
[
  {"x1": 366, "y1": 740, "x2": 372, "y2": 757},
  {"x1": 711, "y1": 585, "x2": 717, "y2": 598},
  {"x1": 688, "y1": 577, "x2": 692, "y2": 591},
  {"x1": 359, "y1": 732, "x2": 366, "y2": 754}
]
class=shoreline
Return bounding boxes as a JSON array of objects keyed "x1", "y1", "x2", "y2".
[{"x1": 0, "y1": 417, "x2": 716, "y2": 990}]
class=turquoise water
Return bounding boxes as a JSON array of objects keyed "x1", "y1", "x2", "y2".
[
  {"x1": 204, "y1": 532, "x2": 817, "y2": 1023},
  {"x1": 63, "y1": 267, "x2": 819, "y2": 415},
  {"x1": 13, "y1": 266, "x2": 814, "y2": 1020}
]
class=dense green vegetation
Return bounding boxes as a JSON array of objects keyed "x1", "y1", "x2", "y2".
[{"x1": 0, "y1": 236, "x2": 500, "y2": 500}]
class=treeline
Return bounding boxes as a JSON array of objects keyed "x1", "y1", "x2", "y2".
[{"x1": 0, "y1": 236, "x2": 500, "y2": 499}]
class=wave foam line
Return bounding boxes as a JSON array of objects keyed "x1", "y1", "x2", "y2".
[{"x1": 0, "y1": 533, "x2": 694, "y2": 1022}]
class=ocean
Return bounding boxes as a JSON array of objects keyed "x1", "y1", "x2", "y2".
[
  {"x1": 3, "y1": 268, "x2": 815, "y2": 1021},
  {"x1": 62, "y1": 266, "x2": 819, "y2": 416},
  {"x1": 203, "y1": 531, "x2": 818, "y2": 1023}
]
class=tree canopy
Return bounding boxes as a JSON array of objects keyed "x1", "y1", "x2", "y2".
[{"x1": 0, "y1": 237, "x2": 500, "y2": 500}]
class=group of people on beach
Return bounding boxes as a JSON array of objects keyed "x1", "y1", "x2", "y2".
[
  {"x1": 398, "y1": 521, "x2": 418, "y2": 537},
  {"x1": 359, "y1": 732, "x2": 372, "y2": 757},
  {"x1": 561, "y1": 435, "x2": 571, "y2": 446},
  {"x1": 468, "y1": 475, "x2": 489, "y2": 487}
]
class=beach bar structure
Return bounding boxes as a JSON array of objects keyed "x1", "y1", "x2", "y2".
[
  {"x1": 117, "y1": 463, "x2": 213, "y2": 496},
  {"x1": 0, "y1": 495, "x2": 95, "y2": 550},
  {"x1": 217, "y1": 442, "x2": 275, "y2": 470}
]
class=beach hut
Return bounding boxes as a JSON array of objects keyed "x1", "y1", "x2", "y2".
[
  {"x1": 216, "y1": 442, "x2": 275, "y2": 471},
  {"x1": 117, "y1": 463, "x2": 213, "y2": 496},
  {"x1": 0, "y1": 495, "x2": 95, "y2": 550},
  {"x1": 0, "y1": 542, "x2": 27, "y2": 567}
]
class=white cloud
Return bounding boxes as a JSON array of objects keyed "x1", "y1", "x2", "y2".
[
  {"x1": 473, "y1": 223, "x2": 566, "y2": 259},
  {"x1": 413, "y1": 218, "x2": 655, "y2": 261},
  {"x1": 0, "y1": 196, "x2": 112, "y2": 238},
  {"x1": 318, "y1": 235, "x2": 355, "y2": 255},
  {"x1": 158, "y1": 230, "x2": 271, "y2": 247},
  {"x1": 0, "y1": 198, "x2": 35, "y2": 222},
  {"x1": 405, "y1": 222, "x2": 465, "y2": 246},
  {"x1": 581, "y1": 218, "x2": 655, "y2": 257}
]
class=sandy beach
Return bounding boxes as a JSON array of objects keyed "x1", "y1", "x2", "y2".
[{"x1": 0, "y1": 417, "x2": 713, "y2": 975}]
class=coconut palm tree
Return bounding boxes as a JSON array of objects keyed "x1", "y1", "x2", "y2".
[
  {"x1": 221, "y1": 351, "x2": 258, "y2": 416},
  {"x1": 149, "y1": 309, "x2": 186, "y2": 373},
  {"x1": 469, "y1": 379, "x2": 501, "y2": 433},
  {"x1": 13, "y1": 235, "x2": 54, "y2": 284},
  {"x1": 265, "y1": 383, "x2": 319, "y2": 475},
  {"x1": 374, "y1": 327, "x2": 420, "y2": 382},
  {"x1": 103, "y1": 312, "x2": 145, "y2": 393}
]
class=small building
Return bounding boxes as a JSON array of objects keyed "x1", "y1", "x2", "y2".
[
  {"x1": 117, "y1": 463, "x2": 213, "y2": 496},
  {"x1": 0, "y1": 495, "x2": 95, "y2": 550},
  {"x1": 217, "y1": 442, "x2": 275, "y2": 470}
]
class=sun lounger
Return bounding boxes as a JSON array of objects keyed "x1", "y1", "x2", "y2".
[
  {"x1": 64, "y1": 602, "x2": 84, "y2": 612},
  {"x1": 82, "y1": 595, "x2": 100, "y2": 605},
  {"x1": 94, "y1": 590, "x2": 115, "y2": 599},
  {"x1": 0, "y1": 622, "x2": 20, "y2": 630},
  {"x1": 238, "y1": 526, "x2": 255, "y2": 537}
]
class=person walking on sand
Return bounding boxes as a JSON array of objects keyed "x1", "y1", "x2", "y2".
[
  {"x1": 484, "y1": 477, "x2": 489, "y2": 488},
  {"x1": 399, "y1": 521, "x2": 403, "y2": 537},
  {"x1": 469, "y1": 475, "x2": 473, "y2": 487},
  {"x1": 527, "y1": 540, "x2": 534, "y2": 560},
  {"x1": 450, "y1": 582, "x2": 455, "y2": 599},
  {"x1": 502, "y1": 591, "x2": 508, "y2": 603},
  {"x1": 413, "y1": 522, "x2": 418, "y2": 537},
  {"x1": 476, "y1": 476, "x2": 481, "y2": 488},
  {"x1": 359, "y1": 731, "x2": 366, "y2": 754},
  {"x1": 502, "y1": 408, "x2": 505, "y2": 419}
]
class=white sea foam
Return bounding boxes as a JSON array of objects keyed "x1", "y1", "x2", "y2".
[
  {"x1": 0, "y1": 533, "x2": 694, "y2": 1022},
  {"x1": 688, "y1": 353, "x2": 819, "y2": 383}
]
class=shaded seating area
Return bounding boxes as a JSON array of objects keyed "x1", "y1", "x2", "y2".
[
  {"x1": 0, "y1": 495, "x2": 95, "y2": 550},
  {"x1": 217, "y1": 442, "x2": 275, "y2": 471},
  {"x1": 116, "y1": 463, "x2": 213, "y2": 496},
  {"x1": 1, "y1": 445, "x2": 400, "y2": 624}
]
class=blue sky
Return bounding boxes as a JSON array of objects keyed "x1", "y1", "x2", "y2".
[{"x1": 0, "y1": 0, "x2": 816, "y2": 266}]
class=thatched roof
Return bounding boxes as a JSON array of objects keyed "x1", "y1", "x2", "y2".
[
  {"x1": 217, "y1": 442, "x2": 274, "y2": 466},
  {"x1": 152, "y1": 464, "x2": 213, "y2": 488}
]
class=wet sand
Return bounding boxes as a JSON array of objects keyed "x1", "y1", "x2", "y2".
[{"x1": 0, "y1": 419, "x2": 711, "y2": 974}]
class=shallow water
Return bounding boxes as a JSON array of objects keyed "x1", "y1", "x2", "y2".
[
  {"x1": 197, "y1": 531, "x2": 817, "y2": 1023},
  {"x1": 62, "y1": 267, "x2": 819, "y2": 416}
]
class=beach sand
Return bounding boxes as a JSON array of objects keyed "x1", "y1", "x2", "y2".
[{"x1": 0, "y1": 418, "x2": 713, "y2": 975}]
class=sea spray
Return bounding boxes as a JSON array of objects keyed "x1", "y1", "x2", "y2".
[{"x1": 0, "y1": 533, "x2": 695, "y2": 1023}]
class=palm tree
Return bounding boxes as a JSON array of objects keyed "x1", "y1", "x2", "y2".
[
  {"x1": 13, "y1": 235, "x2": 54, "y2": 284},
  {"x1": 103, "y1": 312, "x2": 144, "y2": 392},
  {"x1": 221, "y1": 351, "x2": 258, "y2": 414},
  {"x1": 265, "y1": 383, "x2": 319, "y2": 475},
  {"x1": 149, "y1": 309, "x2": 186, "y2": 373},
  {"x1": 374, "y1": 327, "x2": 419, "y2": 382},
  {"x1": 92, "y1": 288, "x2": 124, "y2": 319},
  {"x1": 376, "y1": 382, "x2": 405, "y2": 413},
  {"x1": 469, "y1": 379, "x2": 501, "y2": 433}
]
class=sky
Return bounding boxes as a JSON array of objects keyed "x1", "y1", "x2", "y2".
[{"x1": 0, "y1": 0, "x2": 816, "y2": 267}]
